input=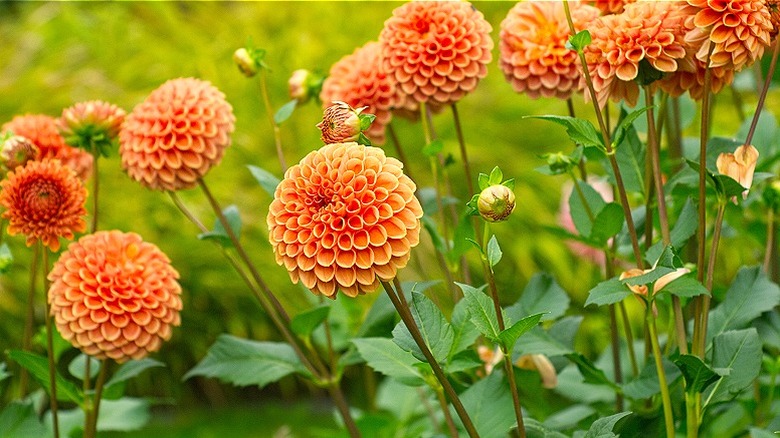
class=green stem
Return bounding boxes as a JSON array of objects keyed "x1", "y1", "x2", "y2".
[
  {"x1": 686, "y1": 392, "x2": 699, "y2": 438},
  {"x1": 42, "y1": 245, "x2": 60, "y2": 438},
  {"x1": 698, "y1": 202, "x2": 726, "y2": 354},
  {"x1": 609, "y1": 304, "x2": 624, "y2": 412},
  {"x1": 451, "y1": 103, "x2": 475, "y2": 197},
  {"x1": 648, "y1": 305, "x2": 675, "y2": 438},
  {"x1": 19, "y1": 243, "x2": 39, "y2": 398},
  {"x1": 90, "y1": 147, "x2": 99, "y2": 233},
  {"x1": 383, "y1": 280, "x2": 480, "y2": 438},
  {"x1": 435, "y1": 388, "x2": 459, "y2": 438},
  {"x1": 259, "y1": 69, "x2": 287, "y2": 172},
  {"x1": 619, "y1": 301, "x2": 639, "y2": 378},
  {"x1": 764, "y1": 209, "x2": 775, "y2": 274},
  {"x1": 745, "y1": 40, "x2": 780, "y2": 147},
  {"x1": 84, "y1": 360, "x2": 108, "y2": 438},
  {"x1": 388, "y1": 123, "x2": 415, "y2": 182}
]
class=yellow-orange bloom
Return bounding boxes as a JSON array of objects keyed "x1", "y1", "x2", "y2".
[
  {"x1": 2, "y1": 114, "x2": 93, "y2": 180},
  {"x1": 119, "y1": 78, "x2": 236, "y2": 191},
  {"x1": 379, "y1": 1, "x2": 493, "y2": 109},
  {"x1": 500, "y1": 1, "x2": 600, "y2": 99},
  {"x1": 267, "y1": 142, "x2": 423, "y2": 298},
  {"x1": 583, "y1": 1, "x2": 689, "y2": 107},
  {"x1": 717, "y1": 144, "x2": 759, "y2": 199},
  {"x1": 321, "y1": 42, "x2": 397, "y2": 145},
  {"x1": 0, "y1": 159, "x2": 87, "y2": 251},
  {"x1": 685, "y1": 0, "x2": 772, "y2": 70},
  {"x1": 48, "y1": 231, "x2": 182, "y2": 363}
]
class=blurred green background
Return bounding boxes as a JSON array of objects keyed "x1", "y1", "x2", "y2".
[{"x1": 0, "y1": 1, "x2": 771, "y2": 436}]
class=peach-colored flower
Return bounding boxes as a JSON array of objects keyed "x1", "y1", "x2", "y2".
[
  {"x1": 317, "y1": 102, "x2": 367, "y2": 144},
  {"x1": 119, "y1": 78, "x2": 236, "y2": 191},
  {"x1": 657, "y1": 58, "x2": 734, "y2": 100},
  {"x1": 48, "y1": 231, "x2": 182, "y2": 363},
  {"x1": 321, "y1": 42, "x2": 397, "y2": 145},
  {"x1": 717, "y1": 144, "x2": 759, "y2": 199},
  {"x1": 589, "y1": 0, "x2": 637, "y2": 15},
  {"x1": 477, "y1": 345, "x2": 504, "y2": 375},
  {"x1": 620, "y1": 267, "x2": 691, "y2": 296},
  {"x1": 2, "y1": 114, "x2": 93, "y2": 180},
  {"x1": 267, "y1": 142, "x2": 423, "y2": 298},
  {"x1": 379, "y1": 1, "x2": 493, "y2": 110},
  {"x1": 685, "y1": 0, "x2": 772, "y2": 70},
  {"x1": 0, "y1": 159, "x2": 87, "y2": 251},
  {"x1": 0, "y1": 136, "x2": 39, "y2": 172},
  {"x1": 583, "y1": 1, "x2": 689, "y2": 107},
  {"x1": 58, "y1": 100, "x2": 126, "y2": 154},
  {"x1": 517, "y1": 354, "x2": 558, "y2": 389},
  {"x1": 499, "y1": 1, "x2": 600, "y2": 99}
]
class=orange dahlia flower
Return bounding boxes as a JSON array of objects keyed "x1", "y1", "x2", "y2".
[
  {"x1": 500, "y1": 1, "x2": 600, "y2": 99},
  {"x1": 321, "y1": 42, "x2": 397, "y2": 145},
  {"x1": 583, "y1": 1, "x2": 689, "y2": 107},
  {"x1": 589, "y1": 0, "x2": 637, "y2": 15},
  {"x1": 2, "y1": 114, "x2": 93, "y2": 180},
  {"x1": 0, "y1": 159, "x2": 87, "y2": 252},
  {"x1": 48, "y1": 230, "x2": 182, "y2": 363},
  {"x1": 657, "y1": 58, "x2": 734, "y2": 100},
  {"x1": 685, "y1": 0, "x2": 772, "y2": 70},
  {"x1": 119, "y1": 78, "x2": 236, "y2": 191},
  {"x1": 379, "y1": 1, "x2": 493, "y2": 109},
  {"x1": 58, "y1": 100, "x2": 126, "y2": 155},
  {"x1": 267, "y1": 142, "x2": 423, "y2": 298}
]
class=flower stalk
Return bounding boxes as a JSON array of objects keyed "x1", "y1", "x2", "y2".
[
  {"x1": 647, "y1": 302, "x2": 675, "y2": 438},
  {"x1": 42, "y1": 245, "x2": 60, "y2": 438}
]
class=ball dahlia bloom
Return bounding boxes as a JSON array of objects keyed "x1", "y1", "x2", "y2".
[
  {"x1": 499, "y1": 1, "x2": 600, "y2": 100},
  {"x1": 48, "y1": 230, "x2": 183, "y2": 363},
  {"x1": 320, "y1": 42, "x2": 397, "y2": 145},
  {"x1": 119, "y1": 78, "x2": 236, "y2": 191},
  {"x1": 657, "y1": 58, "x2": 734, "y2": 100},
  {"x1": 58, "y1": 100, "x2": 126, "y2": 155},
  {"x1": 589, "y1": 0, "x2": 637, "y2": 15},
  {"x1": 267, "y1": 142, "x2": 423, "y2": 298},
  {"x1": 685, "y1": 0, "x2": 772, "y2": 70},
  {"x1": 0, "y1": 159, "x2": 87, "y2": 252},
  {"x1": 379, "y1": 1, "x2": 493, "y2": 109},
  {"x1": 583, "y1": 1, "x2": 689, "y2": 107},
  {"x1": 2, "y1": 114, "x2": 93, "y2": 180}
]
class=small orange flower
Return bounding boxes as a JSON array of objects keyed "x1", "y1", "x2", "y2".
[
  {"x1": 58, "y1": 100, "x2": 126, "y2": 155},
  {"x1": 500, "y1": 1, "x2": 600, "y2": 99},
  {"x1": 119, "y1": 78, "x2": 236, "y2": 191},
  {"x1": 267, "y1": 142, "x2": 423, "y2": 298},
  {"x1": 0, "y1": 159, "x2": 87, "y2": 251},
  {"x1": 321, "y1": 42, "x2": 397, "y2": 145},
  {"x1": 2, "y1": 114, "x2": 93, "y2": 180},
  {"x1": 48, "y1": 231, "x2": 182, "y2": 363},
  {"x1": 379, "y1": 1, "x2": 493, "y2": 109},
  {"x1": 717, "y1": 144, "x2": 759, "y2": 199}
]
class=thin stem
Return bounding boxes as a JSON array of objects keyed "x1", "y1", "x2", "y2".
[
  {"x1": 382, "y1": 280, "x2": 480, "y2": 438},
  {"x1": 326, "y1": 384, "x2": 362, "y2": 438},
  {"x1": 90, "y1": 148, "x2": 99, "y2": 233},
  {"x1": 609, "y1": 304, "x2": 624, "y2": 412},
  {"x1": 764, "y1": 209, "x2": 775, "y2": 274},
  {"x1": 698, "y1": 202, "x2": 726, "y2": 353},
  {"x1": 619, "y1": 301, "x2": 639, "y2": 378},
  {"x1": 321, "y1": 297, "x2": 337, "y2": 372},
  {"x1": 745, "y1": 40, "x2": 780, "y2": 147},
  {"x1": 19, "y1": 243, "x2": 40, "y2": 397},
  {"x1": 42, "y1": 246, "x2": 59, "y2": 438},
  {"x1": 84, "y1": 360, "x2": 109, "y2": 438},
  {"x1": 451, "y1": 103, "x2": 475, "y2": 197},
  {"x1": 648, "y1": 306, "x2": 675, "y2": 438},
  {"x1": 388, "y1": 123, "x2": 415, "y2": 181},
  {"x1": 502, "y1": 354, "x2": 526, "y2": 438},
  {"x1": 259, "y1": 69, "x2": 287, "y2": 172},
  {"x1": 567, "y1": 99, "x2": 588, "y2": 180},
  {"x1": 436, "y1": 388, "x2": 459, "y2": 438},
  {"x1": 686, "y1": 392, "x2": 699, "y2": 438}
]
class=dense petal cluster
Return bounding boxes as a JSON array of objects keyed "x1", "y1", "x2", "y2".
[
  {"x1": 500, "y1": 1, "x2": 600, "y2": 99},
  {"x1": 58, "y1": 100, "x2": 126, "y2": 153},
  {"x1": 48, "y1": 231, "x2": 182, "y2": 363},
  {"x1": 589, "y1": 0, "x2": 637, "y2": 14},
  {"x1": 657, "y1": 59, "x2": 734, "y2": 100},
  {"x1": 379, "y1": 1, "x2": 493, "y2": 109},
  {"x1": 2, "y1": 114, "x2": 93, "y2": 180},
  {"x1": 119, "y1": 78, "x2": 236, "y2": 191},
  {"x1": 583, "y1": 1, "x2": 689, "y2": 107},
  {"x1": 685, "y1": 0, "x2": 772, "y2": 70},
  {"x1": 0, "y1": 159, "x2": 87, "y2": 251},
  {"x1": 267, "y1": 142, "x2": 422, "y2": 298},
  {"x1": 321, "y1": 42, "x2": 397, "y2": 145}
]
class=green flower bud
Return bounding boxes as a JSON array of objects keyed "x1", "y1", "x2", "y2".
[
  {"x1": 233, "y1": 48, "x2": 259, "y2": 78},
  {"x1": 477, "y1": 184, "x2": 515, "y2": 222}
]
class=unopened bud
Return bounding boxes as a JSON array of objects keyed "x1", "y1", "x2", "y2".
[
  {"x1": 477, "y1": 185, "x2": 515, "y2": 222},
  {"x1": 58, "y1": 100, "x2": 126, "y2": 156},
  {"x1": 233, "y1": 48, "x2": 260, "y2": 78},
  {"x1": 316, "y1": 101, "x2": 370, "y2": 144},
  {"x1": 1, "y1": 136, "x2": 39, "y2": 171},
  {"x1": 289, "y1": 69, "x2": 313, "y2": 103},
  {"x1": 546, "y1": 152, "x2": 574, "y2": 174}
]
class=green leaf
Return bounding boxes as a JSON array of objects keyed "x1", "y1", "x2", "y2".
[
  {"x1": 524, "y1": 115, "x2": 604, "y2": 150},
  {"x1": 357, "y1": 293, "x2": 396, "y2": 338},
  {"x1": 499, "y1": 313, "x2": 545, "y2": 351},
  {"x1": 197, "y1": 205, "x2": 242, "y2": 248},
  {"x1": 568, "y1": 29, "x2": 592, "y2": 51},
  {"x1": 7, "y1": 350, "x2": 83, "y2": 406},
  {"x1": 183, "y1": 335, "x2": 310, "y2": 388},
  {"x1": 749, "y1": 428, "x2": 779, "y2": 438},
  {"x1": 590, "y1": 203, "x2": 624, "y2": 246},
  {"x1": 247, "y1": 165, "x2": 281, "y2": 197},
  {"x1": 449, "y1": 298, "x2": 480, "y2": 359},
  {"x1": 585, "y1": 278, "x2": 631, "y2": 307},
  {"x1": 622, "y1": 358, "x2": 681, "y2": 399},
  {"x1": 568, "y1": 181, "x2": 607, "y2": 238},
  {"x1": 526, "y1": 418, "x2": 570, "y2": 438},
  {"x1": 541, "y1": 404, "x2": 596, "y2": 432},
  {"x1": 273, "y1": 99, "x2": 297, "y2": 124},
  {"x1": 488, "y1": 166, "x2": 503, "y2": 185},
  {"x1": 646, "y1": 197, "x2": 697, "y2": 263},
  {"x1": 658, "y1": 275, "x2": 709, "y2": 298},
  {"x1": 713, "y1": 174, "x2": 748, "y2": 198},
  {"x1": 422, "y1": 215, "x2": 447, "y2": 256},
  {"x1": 707, "y1": 266, "x2": 780, "y2": 342},
  {"x1": 506, "y1": 273, "x2": 570, "y2": 322},
  {"x1": 106, "y1": 358, "x2": 165, "y2": 390},
  {"x1": 566, "y1": 353, "x2": 620, "y2": 390},
  {"x1": 0, "y1": 401, "x2": 47, "y2": 438},
  {"x1": 583, "y1": 412, "x2": 632, "y2": 438},
  {"x1": 391, "y1": 292, "x2": 454, "y2": 364},
  {"x1": 446, "y1": 350, "x2": 483, "y2": 374},
  {"x1": 706, "y1": 328, "x2": 761, "y2": 404},
  {"x1": 68, "y1": 354, "x2": 100, "y2": 381},
  {"x1": 448, "y1": 213, "x2": 476, "y2": 265},
  {"x1": 514, "y1": 326, "x2": 574, "y2": 357},
  {"x1": 456, "y1": 372, "x2": 516, "y2": 438},
  {"x1": 478, "y1": 172, "x2": 490, "y2": 191},
  {"x1": 422, "y1": 139, "x2": 444, "y2": 157},
  {"x1": 611, "y1": 107, "x2": 651, "y2": 150},
  {"x1": 95, "y1": 398, "x2": 151, "y2": 432},
  {"x1": 609, "y1": 123, "x2": 645, "y2": 194},
  {"x1": 291, "y1": 305, "x2": 331, "y2": 338},
  {"x1": 459, "y1": 283, "x2": 503, "y2": 342},
  {"x1": 737, "y1": 109, "x2": 777, "y2": 158},
  {"x1": 486, "y1": 235, "x2": 502, "y2": 267},
  {"x1": 352, "y1": 338, "x2": 426, "y2": 386},
  {"x1": 0, "y1": 362, "x2": 10, "y2": 383},
  {"x1": 0, "y1": 243, "x2": 13, "y2": 274},
  {"x1": 674, "y1": 354, "x2": 720, "y2": 395}
]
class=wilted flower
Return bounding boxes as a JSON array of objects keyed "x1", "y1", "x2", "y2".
[
  {"x1": 2, "y1": 114, "x2": 93, "y2": 180},
  {"x1": 0, "y1": 136, "x2": 39, "y2": 172},
  {"x1": 620, "y1": 267, "x2": 690, "y2": 297},
  {"x1": 717, "y1": 144, "x2": 759, "y2": 199},
  {"x1": 317, "y1": 102, "x2": 372, "y2": 144},
  {"x1": 478, "y1": 185, "x2": 515, "y2": 222},
  {"x1": 58, "y1": 100, "x2": 126, "y2": 156},
  {"x1": 267, "y1": 142, "x2": 423, "y2": 298},
  {"x1": 119, "y1": 78, "x2": 236, "y2": 191},
  {"x1": 499, "y1": 1, "x2": 600, "y2": 99},
  {"x1": 517, "y1": 354, "x2": 558, "y2": 389},
  {"x1": 379, "y1": 1, "x2": 493, "y2": 109},
  {"x1": 320, "y1": 42, "x2": 397, "y2": 145},
  {"x1": 0, "y1": 159, "x2": 87, "y2": 251},
  {"x1": 48, "y1": 230, "x2": 182, "y2": 363}
]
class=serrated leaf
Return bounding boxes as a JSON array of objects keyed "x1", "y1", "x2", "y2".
[
  {"x1": 646, "y1": 197, "x2": 697, "y2": 263},
  {"x1": 658, "y1": 275, "x2": 709, "y2": 298},
  {"x1": 456, "y1": 372, "x2": 517, "y2": 438},
  {"x1": 291, "y1": 305, "x2": 331, "y2": 338},
  {"x1": 391, "y1": 292, "x2": 454, "y2": 364},
  {"x1": 585, "y1": 278, "x2": 630, "y2": 307},
  {"x1": 449, "y1": 298, "x2": 480, "y2": 359},
  {"x1": 707, "y1": 266, "x2": 780, "y2": 342},
  {"x1": 68, "y1": 354, "x2": 100, "y2": 381},
  {"x1": 7, "y1": 350, "x2": 83, "y2": 406},
  {"x1": 459, "y1": 283, "x2": 503, "y2": 342},
  {"x1": 611, "y1": 107, "x2": 651, "y2": 150},
  {"x1": 568, "y1": 181, "x2": 607, "y2": 239},
  {"x1": 525, "y1": 115, "x2": 604, "y2": 149},
  {"x1": 197, "y1": 205, "x2": 242, "y2": 248},
  {"x1": 590, "y1": 203, "x2": 624, "y2": 246},
  {"x1": 583, "y1": 412, "x2": 632, "y2": 438},
  {"x1": 446, "y1": 350, "x2": 483, "y2": 374},
  {"x1": 498, "y1": 313, "x2": 545, "y2": 351},
  {"x1": 273, "y1": 99, "x2": 297, "y2": 124},
  {"x1": 565, "y1": 353, "x2": 620, "y2": 390},
  {"x1": 352, "y1": 338, "x2": 426, "y2": 386},
  {"x1": 183, "y1": 335, "x2": 309, "y2": 388},
  {"x1": 247, "y1": 165, "x2": 281, "y2": 197},
  {"x1": 674, "y1": 354, "x2": 720, "y2": 394},
  {"x1": 705, "y1": 328, "x2": 761, "y2": 404},
  {"x1": 514, "y1": 326, "x2": 574, "y2": 357},
  {"x1": 622, "y1": 358, "x2": 681, "y2": 399},
  {"x1": 448, "y1": 213, "x2": 477, "y2": 266},
  {"x1": 506, "y1": 273, "x2": 570, "y2": 323},
  {"x1": 609, "y1": 122, "x2": 645, "y2": 194},
  {"x1": 487, "y1": 235, "x2": 502, "y2": 267},
  {"x1": 0, "y1": 401, "x2": 47, "y2": 438},
  {"x1": 422, "y1": 139, "x2": 444, "y2": 157}
]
